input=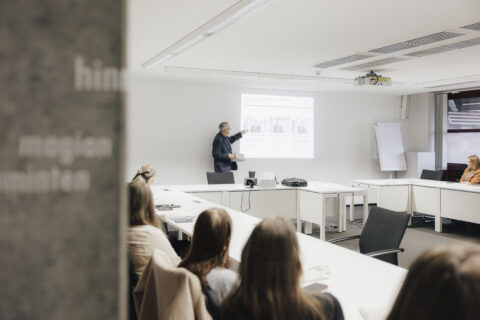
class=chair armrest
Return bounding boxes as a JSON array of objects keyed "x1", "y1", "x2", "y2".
[
  {"x1": 328, "y1": 235, "x2": 361, "y2": 244},
  {"x1": 366, "y1": 248, "x2": 404, "y2": 258}
]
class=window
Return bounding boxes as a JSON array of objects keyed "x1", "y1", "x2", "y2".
[
  {"x1": 446, "y1": 91, "x2": 480, "y2": 164},
  {"x1": 240, "y1": 94, "x2": 314, "y2": 158}
]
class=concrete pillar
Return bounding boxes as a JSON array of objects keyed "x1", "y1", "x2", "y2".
[{"x1": 0, "y1": 1, "x2": 126, "y2": 319}]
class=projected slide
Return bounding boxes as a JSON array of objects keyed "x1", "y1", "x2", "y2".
[{"x1": 240, "y1": 94, "x2": 314, "y2": 158}]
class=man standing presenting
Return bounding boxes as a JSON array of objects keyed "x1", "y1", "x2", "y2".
[{"x1": 212, "y1": 122, "x2": 246, "y2": 173}]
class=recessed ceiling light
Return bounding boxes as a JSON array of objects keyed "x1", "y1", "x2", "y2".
[{"x1": 142, "y1": 0, "x2": 272, "y2": 70}]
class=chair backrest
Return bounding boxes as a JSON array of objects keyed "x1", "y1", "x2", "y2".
[
  {"x1": 206, "y1": 172, "x2": 235, "y2": 184},
  {"x1": 359, "y1": 207, "x2": 410, "y2": 265},
  {"x1": 420, "y1": 169, "x2": 444, "y2": 181},
  {"x1": 446, "y1": 163, "x2": 467, "y2": 182},
  {"x1": 134, "y1": 250, "x2": 211, "y2": 320},
  {"x1": 129, "y1": 261, "x2": 139, "y2": 320}
]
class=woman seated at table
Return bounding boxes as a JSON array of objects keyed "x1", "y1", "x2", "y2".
[
  {"x1": 179, "y1": 208, "x2": 238, "y2": 309},
  {"x1": 221, "y1": 217, "x2": 344, "y2": 320},
  {"x1": 386, "y1": 243, "x2": 480, "y2": 320},
  {"x1": 132, "y1": 164, "x2": 156, "y2": 185},
  {"x1": 460, "y1": 155, "x2": 480, "y2": 184},
  {"x1": 127, "y1": 181, "x2": 181, "y2": 277}
]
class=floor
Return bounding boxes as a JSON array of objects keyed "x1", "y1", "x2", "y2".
[{"x1": 315, "y1": 205, "x2": 480, "y2": 269}]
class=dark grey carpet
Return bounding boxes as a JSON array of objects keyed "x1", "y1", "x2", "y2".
[{"x1": 310, "y1": 206, "x2": 480, "y2": 269}]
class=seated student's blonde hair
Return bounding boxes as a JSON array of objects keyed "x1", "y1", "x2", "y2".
[
  {"x1": 132, "y1": 164, "x2": 156, "y2": 184},
  {"x1": 468, "y1": 155, "x2": 480, "y2": 171}
]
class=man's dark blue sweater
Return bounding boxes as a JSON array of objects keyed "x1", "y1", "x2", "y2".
[{"x1": 212, "y1": 132, "x2": 243, "y2": 173}]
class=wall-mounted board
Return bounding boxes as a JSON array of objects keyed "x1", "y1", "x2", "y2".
[{"x1": 375, "y1": 122, "x2": 407, "y2": 171}]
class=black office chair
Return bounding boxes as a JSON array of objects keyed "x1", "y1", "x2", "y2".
[
  {"x1": 206, "y1": 172, "x2": 235, "y2": 184},
  {"x1": 129, "y1": 261, "x2": 139, "y2": 320},
  {"x1": 446, "y1": 163, "x2": 467, "y2": 182},
  {"x1": 329, "y1": 206, "x2": 410, "y2": 265},
  {"x1": 420, "y1": 169, "x2": 444, "y2": 181}
]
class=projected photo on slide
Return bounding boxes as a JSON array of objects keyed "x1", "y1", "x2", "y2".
[{"x1": 240, "y1": 94, "x2": 314, "y2": 158}]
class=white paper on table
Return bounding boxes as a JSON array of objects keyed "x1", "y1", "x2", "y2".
[
  {"x1": 359, "y1": 306, "x2": 390, "y2": 320},
  {"x1": 301, "y1": 265, "x2": 331, "y2": 283}
]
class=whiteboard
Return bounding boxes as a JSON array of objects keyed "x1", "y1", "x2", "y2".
[{"x1": 375, "y1": 123, "x2": 407, "y2": 171}]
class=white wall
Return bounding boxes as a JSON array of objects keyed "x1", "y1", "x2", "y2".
[
  {"x1": 126, "y1": 77, "x2": 402, "y2": 185},
  {"x1": 402, "y1": 93, "x2": 435, "y2": 153}
]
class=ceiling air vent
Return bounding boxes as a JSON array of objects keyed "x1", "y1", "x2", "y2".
[
  {"x1": 405, "y1": 37, "x2": 480, "y2": 57},
  {"x1": 462, "y1": 22, "x2": 480, "y2": 31},
  {"x1": 312, "y1": 53, "x2": 373, "y2": 69},
  {"x1": 369, "y1": 31, "x2": 463, "y2": 54},
  {"x1": 341, "y1": 57, "x2": 407, "y2": 71}
]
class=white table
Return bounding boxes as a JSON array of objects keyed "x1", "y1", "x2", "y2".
[
  {"x1": 152, "y1": 187, "x2": 407, "y2": 320},
  {"x1": 352, "y1": 178, "x2": 480, "y2": 232},
  {"x1": 161, "y1": 182, "x2": 368, "y2": 240}
]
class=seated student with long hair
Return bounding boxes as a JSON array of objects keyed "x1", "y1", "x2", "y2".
[
  {"x1": 386, "y1": 243, "x2": 480, "y2": 320},
  {"x1": 179, "y1": 208, "x2": 238, "y2": 306},
  {"x1": 460, "y1": 155, "x2": 480, "y2": 184},
  {"x1": 222, "y1": 217, "x2": 344, "y2": 320},
  {"x1": 127, "y1": 181, "x2": 180, "y2": 277}
]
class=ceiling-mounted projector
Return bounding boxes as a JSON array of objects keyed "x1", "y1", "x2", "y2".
[{"x1": 354, "y1": 71, "x2": 391, "y2": 86}]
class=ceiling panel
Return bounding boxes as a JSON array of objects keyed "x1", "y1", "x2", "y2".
[{"x1": 128, "y1": 0, "x2": 480, "y2": 93}]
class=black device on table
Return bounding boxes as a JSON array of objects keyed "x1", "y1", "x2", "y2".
[
  {"x1": 155, "y1": 204, "x2": 181, "y2": 211},
  {"x1": 281, "y1": 177, "x2": 308, "y2": 187},
  {"x1": 244, "y1": 170, "x2": 257, "y2": 188}
]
